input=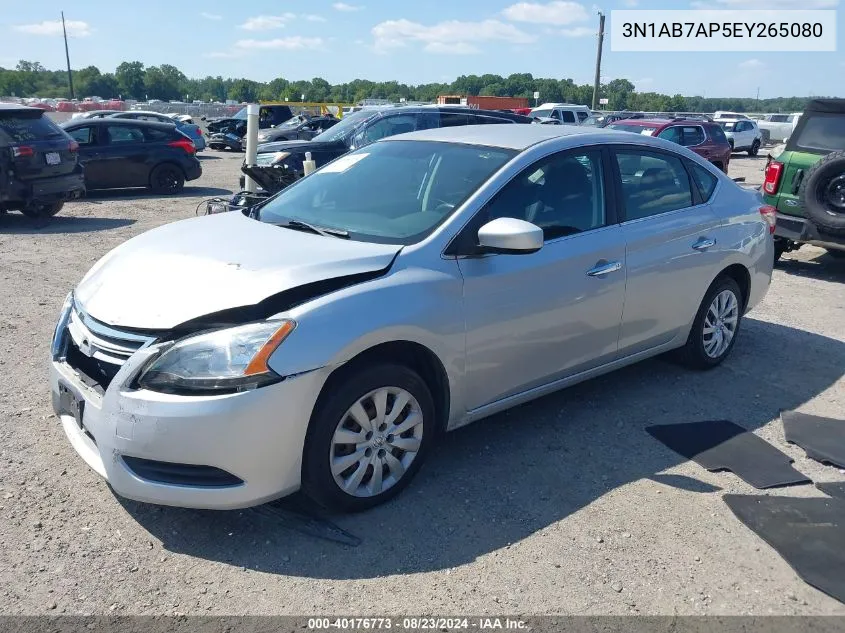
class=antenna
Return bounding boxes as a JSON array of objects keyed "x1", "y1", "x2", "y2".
[{"x1": 62, "y1": 12, "x2": 74, "y2": 99}]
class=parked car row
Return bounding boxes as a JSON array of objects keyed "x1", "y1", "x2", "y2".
[{"x1": 70, "y1": 109, "x2": 206, "y2": 151}]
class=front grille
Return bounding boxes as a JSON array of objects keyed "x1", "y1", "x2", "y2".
[
  {"x1": 63, "y1": 306, "x2": 159, "y2": 390},
  {"x1": 122, "y1": 456, "x2": 244, "y2": 488}
]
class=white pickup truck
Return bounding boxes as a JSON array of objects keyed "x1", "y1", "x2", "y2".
[{"x1": 756, "y1": 113, "x2": 802, "y2": 144}]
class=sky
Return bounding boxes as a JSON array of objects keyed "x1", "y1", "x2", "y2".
[{"x1": 1, "y1": 0, "x2": 843, "y2": 98}]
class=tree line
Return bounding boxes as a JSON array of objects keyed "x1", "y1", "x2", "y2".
[{"x1": 0, "y1": 60, "x2": 814, "y2": 114}]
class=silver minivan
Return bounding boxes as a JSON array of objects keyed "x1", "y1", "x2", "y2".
[{"x1": 50, "y1": 125, "x2": 774, "y2": 512}]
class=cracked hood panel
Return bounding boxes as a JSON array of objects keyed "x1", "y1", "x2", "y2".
[{"x1": 74, "y1": 211, "x2": 400, "y2": 330}]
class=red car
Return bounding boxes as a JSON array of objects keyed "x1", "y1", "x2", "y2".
[{"x1": 605, "y1": 118, "x2": 732, "y2": 173}]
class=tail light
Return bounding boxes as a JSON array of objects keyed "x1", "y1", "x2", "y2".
[
  {"x1": 759, "y1": 205, "x2": 777, "y2": 234},
  {"x1": 763, "y1": 160, "x2": 784, "y2": 195},
  {"x1": 193, "y1": 128, "x2": 203, "y2": 137},
  {"x1": 167, "y1": 138, "x2": 196, "y2": 155},
  {"x1": 68, "y1": 140, "x2": 79, "y2": 152},
  {"x1": 12, "y1": 145, "x2": 34, "y2": 158}
]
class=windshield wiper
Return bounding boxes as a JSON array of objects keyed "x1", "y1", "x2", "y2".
[{"x1": 282, "y1": 219, "x2": 349, "y2": 238}]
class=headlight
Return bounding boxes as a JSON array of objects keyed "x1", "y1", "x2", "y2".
[
  {"x1": 136, "y1": 319, "x2": 295, "y2": 394},
  {"x1": 51, "y1": 291, "x2": 74, "y2": 360}
]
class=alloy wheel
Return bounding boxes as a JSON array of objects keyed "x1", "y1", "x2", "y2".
[
  {"x1": 329, "y1": 387, "x2": 424, "y2": 498},
  {"x1": 702, "y1": 289, "x2": 739, "y2": 358}
]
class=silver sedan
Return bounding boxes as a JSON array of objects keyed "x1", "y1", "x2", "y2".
[{"x1": 50, "y1": 125, "x2": 774, "y2": 512}]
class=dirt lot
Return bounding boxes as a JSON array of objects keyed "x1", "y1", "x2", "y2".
[{"x1": 1, "y1": 150, "x2": 844, "y2": 616}]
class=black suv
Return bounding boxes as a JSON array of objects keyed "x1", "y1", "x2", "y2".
[
  {"x1": 241, "y1": 106, "x2": 534, "y2": 193},
  {"x1": 0, "y1": 104, "x2": 85, "y2": 218}
]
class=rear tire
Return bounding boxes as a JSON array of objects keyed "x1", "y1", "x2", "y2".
[
  {"x1": 302, "y1": 363, "x2": 435, "y2": 512},
  {"x1": 798, "y1": 150, "x2": 845, "y2": 235},
  {"x1": 674, "y1": 276, "x2": 744, "y2": 370},
  {"x1": 149, "y1": 164, "x2": 185, "y2": 194},
  {"x1": 20, "y1": 201, "x2": 64, "y2": 219},
  {"x1": 748, "y1": 140, "x2": 760, "y2": 156}
]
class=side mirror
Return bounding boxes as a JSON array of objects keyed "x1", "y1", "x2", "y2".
[{"x1": 477, "y1": 218, "x2": 543, "y2": 255}]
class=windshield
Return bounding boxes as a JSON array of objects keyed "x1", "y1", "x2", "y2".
[
  {"x1": 719, "y1": 121, "x2": 738, "y2": 131},
  {"x1": 310, "y1": 109, "x2": 379, "y2": 143},
  {"x1": 258, "y1": 140, "x2": 515, "y2": 244},
  {"x1": 531, "y1": 109, "x2": 553, "y2": 118},
  {"x1": 606, "y1": 123, "x2": 659, "y2": 135},
  {"x1": 232, "y1": 107, "x2": 247, "y2": 120}
]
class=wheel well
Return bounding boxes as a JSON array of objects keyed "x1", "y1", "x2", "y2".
[
  {"x1": 317, "y1": 341, "x2": 451, "y2": 434},
  {"x1": 717, "y1": 264, "x2": 751, "y2": 311},
  {"x1": 150, "y1": 161, "x2": 185, "y2": 184}
]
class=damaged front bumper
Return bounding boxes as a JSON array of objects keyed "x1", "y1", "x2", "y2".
[{"x1": 50, "y1": 340, "x2": 330, "y2": 510}]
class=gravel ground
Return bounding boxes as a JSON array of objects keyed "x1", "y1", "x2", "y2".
[{"x1": 1, "y1": 149, "x2": 844, "y2": 617}]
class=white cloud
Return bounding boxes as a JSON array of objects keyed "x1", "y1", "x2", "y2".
[
  {"x1": 236, "y1": 36, "x2": 325, "y2": 50},
  {"x1": 739, "y1": 58, "x2": 765, "y2": 69},
  {"x1": 14, "y1": 19, "x2": 92, "y2": 37},
  {"x1": 426, "y1": 41, "x2": 480, "y2": 54},
  {"x1": 560, "y1": 26, "x2": 594, "y2": 36},
  {"x1": 303, "y1": 14, "x2": 327, "y2": 22},
  {"x1": 691, "y1": 0, "x2": 836, "y2": 6},
  {"x1": 333, "y1": 2, "x2": 364, "y2": 11},
  {"x1": 372, "y1": 18, "x2": 535, "y2": 54},
  {"x1": 502, "y1": 1, "x2": 589, "y2": 25},
  {"x1": 200, "y1": 12, "x2": 222, "y2": 20},
  {"x1": 239, "y1": 14, "x2": 295, "y2": 30},
  {"x1": 204, "y1": 51, "x2": 245, "y2": 59}
]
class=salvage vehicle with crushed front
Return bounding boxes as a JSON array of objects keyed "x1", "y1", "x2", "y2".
[{"x1": 50, "y1": 125, "x2": 773, "y2": 513}]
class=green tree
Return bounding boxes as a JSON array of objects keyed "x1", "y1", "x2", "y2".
[{"x1": 115, "y1": 61, "x2": 145, "y2": 99}]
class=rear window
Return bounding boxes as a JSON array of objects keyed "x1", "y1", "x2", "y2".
[
  {"x1": 607, "y1": 123, "x2": 659, "y2": 136},
  {"x1": 791, "y1": 115, "x2": 845, "y2": 153},
  {"x1": 0, "y1": 111, "x2": 63, "y2": 143},
  {"x1": 144, "y1": 127, "x2": 176, "y2": 142}
]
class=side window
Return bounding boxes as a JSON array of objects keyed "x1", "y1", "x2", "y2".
[
  {"x1": 438, "y1": 112, "x2": 469, "y2": 128},
  {"x1": 657, "y1": 126, "x2": 682, "y2": 144},
  {"x1": 361, "y1": 115, "x2": 418, "y2": 144},
  {"x1": 106, "y1": 125, "x2": 145, "y2": 144},
  {"x1": 687, "y1": 161, "x2": 718, "y2": 201},
  {"x1": 143, "y1": 127, "x2": 173, "y2": 142},
  {"x1": 484, "y1": 150, "x2": 606, "y2": 241},
  {"x1": 560, "y1": 110, "x2": 576, "y2": 123},
  {"x1": 576, "y1": 111, "x2": 589, "y2": 122},
  {"x1": 615, "y1": 150, "x2": 693, "y2": 220},
  {"x1": 681, "y1": 126, "x2": 705, "y2": 146},
  {"x1": 68, "y1": 126, "x2": 95, "y2": 146},
  {"x1": 551, "y1": 110, "x2": 562, "y2": 120}
]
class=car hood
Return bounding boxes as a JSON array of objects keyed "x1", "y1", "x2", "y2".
[
  {"x1": 257, "y1": 139, "x2": 344, "y2": 155},
  {"x1": 74, "y1": 211, "x2": 401, "y2": 330}
]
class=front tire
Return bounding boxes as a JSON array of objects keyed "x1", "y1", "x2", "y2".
[
  {"x1": 748, "y1": 140, "x2": 760, "y2": 156},
  {"x1": 302, "y1": 364, "x2": 435, "y2": 512},
  {"x1": 149, "y1": 164, "x2": 185, "y2": 194},
  {"x1": 20, "y1": 201, "x2": 64, "y2": 219},
  {"x1": 675, "y1": 277, "x2": 743, "y2": 369}
]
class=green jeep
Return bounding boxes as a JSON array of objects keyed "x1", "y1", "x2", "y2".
[{"x1": 762, "y1": 99, "x2": 845, "y2": 261}]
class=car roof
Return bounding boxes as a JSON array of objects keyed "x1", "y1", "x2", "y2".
[
  {"x1": 62, "y1": 118, "x2": 179, "y2": 131},
  {"x1": 385, "y1": 123, "x2": 619, "y2": 150},
  {"x1": 0, "y1": 103, "x2": 41, "y2": 114},
  {"x1": 113, "y1": 110, "x2": 172, "y2": 117},
  {"x1": 607, "y1": 118, "x2": 672, "y2": 127}
]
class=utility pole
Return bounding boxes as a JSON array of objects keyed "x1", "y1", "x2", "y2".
[
  {"x1": 591, "y1": 11, "x2": 605, "y2": 110},
  {"x1": 755, "y1": 86, "x2": 760, "y2": 112},
  {"x1": 61, "y1": 12, "x2": 74, "y2": 99}
]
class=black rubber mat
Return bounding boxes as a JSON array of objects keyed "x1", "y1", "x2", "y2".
[
  {"x1": 724, "y1": 494, "x2": 845, "y2": 605},
  {"x1": 646, "y1": 420, "x2": 810, "y2": 489},
  {"x1": 782, "y1": 410, "x2": 845, "y2": 469},
  {"x1": 818, "y1": 482, "x2": 845, "y2": 501}
]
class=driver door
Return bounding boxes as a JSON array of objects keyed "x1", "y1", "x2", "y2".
[{"x1": 455, "y1": 148, "x2": 627, "y2": 411}]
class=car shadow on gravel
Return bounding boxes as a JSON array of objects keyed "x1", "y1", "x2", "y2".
[
  {"x1": 122, "y1": 317, "x2": 845, "y2": 579},
  {"x1": 777, "y1": 253, "x2": 845, "y2": 283},
  {"x1": 82, "y1": 186, "x2": 233, "y2": 201},
  {"x1": 0, "y1": 214, "x2": 135, "y2": 234}
]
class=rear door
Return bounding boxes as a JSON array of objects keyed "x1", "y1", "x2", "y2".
[
  {"x1": 612, "y1": 147, "x2": 724, "y2": 356},
  {"x1": 66, "y1": 124, "x2": 109, "y2": 188},
  {"x1": 100, "y1": 124, "x2": 150, "y2": 188},
  {"x1": 0, "y1": 110, "x2": 77, "y2": 183}
]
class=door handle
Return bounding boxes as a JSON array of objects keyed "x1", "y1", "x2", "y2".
[
  {"x1": 692, "y1": 237, "x2": 716, "y2": 251},
  {"x1": 586, "y1": 260, "x2": 623, "y2": 277}
]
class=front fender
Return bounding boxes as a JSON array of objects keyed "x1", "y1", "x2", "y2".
[{"x1": 265, "y1": 260, "x2": 466, "y2": 421}]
